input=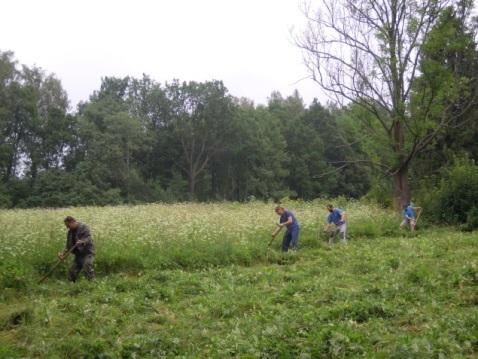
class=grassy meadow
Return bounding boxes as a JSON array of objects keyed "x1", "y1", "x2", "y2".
[{"x1": 0, "y1": 200, "x2": 477, "y2": 358}]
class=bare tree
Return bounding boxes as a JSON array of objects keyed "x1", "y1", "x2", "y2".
[{"x1": 296, "y1": 0, "x2": 476, "y2": 207}]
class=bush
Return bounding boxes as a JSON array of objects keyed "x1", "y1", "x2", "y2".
[
  {"x1": 0, "y1": 182, "x2": 12, "y2": 208},
  {"x1": 464, "y1": 206, "x2": 478, "y2": 231},
  {"x1": 364, "y1": 176, "x2": 393, "y2": 208},
  {"x1": 426, "y1": 158, "x2": 478, "y2": 227},
  {"x1": 12, "y1": 170, "x2": 125, "y2": 208}
]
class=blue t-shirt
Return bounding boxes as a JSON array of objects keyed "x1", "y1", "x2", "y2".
[
  {"x1": 403, "y1": 206, "x2": 415, "y2": 219},
  {"x1": 327, "y1": 208, "x2": 345, "y2": 225},
  {"x1": 280, "y1": 210, "x2": 299, "y2": 230}
]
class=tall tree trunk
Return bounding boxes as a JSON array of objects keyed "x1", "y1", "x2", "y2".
[
  {"x1": 125, "y1": 141, "x2": 130, "y2": 202},
  {"x1": 211, "y1": 160, "x2": 217, "y2": 199},
  {"x1": 392, "y1": 118, "x2": 410, "y2": 209},
  {"x1": 5, "y1": 150, "x2": 18, "y2": 182},
  {"x1": 30, "y1": 161, "x2": 38, "y2": 188},
  {"x1": 189, "y1": 175, "x2": 196, "y2": 201},
  {"x1": 393, "y1": 166, "x2": 411, "y2": 209}
]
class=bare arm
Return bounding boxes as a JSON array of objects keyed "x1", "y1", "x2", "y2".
[
  {"x1": 280, "y1": 216, "x2": 293, "y2": 227},
  {"x1": 340, "y1": 212, "x2": 346, "y2": 222}
]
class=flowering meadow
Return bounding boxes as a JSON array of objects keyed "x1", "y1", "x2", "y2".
[
  {"x1": 0, "y1": 200, "x2": 398, "y2": 276},
  {"x1": 0, "y1": 201, "x2": 477, "y2": 357}
]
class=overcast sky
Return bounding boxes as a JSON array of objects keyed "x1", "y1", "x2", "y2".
[{"x1": 0, "y1": 0, "x2": 326, "y2": 110}]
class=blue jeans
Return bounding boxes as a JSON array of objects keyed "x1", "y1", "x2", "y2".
[{"x1": 282, "y1": 226, "x2": 300, "y2": 252}]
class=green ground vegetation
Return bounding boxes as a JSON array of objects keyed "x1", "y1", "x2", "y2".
[{"x1": 0, "y1": 202, "x2": 477, "y2": 358}]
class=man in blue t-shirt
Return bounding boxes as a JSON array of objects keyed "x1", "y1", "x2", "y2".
[
  {"x1": 326, "y1": 204, "x2": 347, "y2": 244},
  {"x1": 400, "y1": 203, "x2": 416, "y2": 232},
  {"x1": 275, "y1": 206, "x2": 300, "y2": 252}
]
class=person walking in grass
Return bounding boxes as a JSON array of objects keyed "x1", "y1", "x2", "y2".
[
  {"x1": 326, "y1": 204, "x2": 347, "y2": 244},
  {"x1": 58, "y1": 216, "x2": 95, "y2": 282},
  {"x1": 400, "y1": 203, "x2": 416, "y2": 232},
  {"x1": 275, "y1": 206, "x2": 300, "y2": 252}
]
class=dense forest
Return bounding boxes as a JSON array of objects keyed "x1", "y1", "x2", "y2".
[
  {"x1": 1, "y1": 1, "x2": 478, "y2": 221},
  {"x1": 0, "y1": 62, "x2": 371, "y2": 206}
]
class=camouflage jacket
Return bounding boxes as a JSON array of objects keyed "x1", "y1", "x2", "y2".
[{"x1": 66, "y1": 223, "x2": 95, "y2": 256}]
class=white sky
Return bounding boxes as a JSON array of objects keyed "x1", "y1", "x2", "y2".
[{"x1": 0, "y1": 0, "x2": 325, "y2": 110}]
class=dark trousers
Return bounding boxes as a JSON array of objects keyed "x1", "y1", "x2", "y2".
[
  {"x1": 282, "y1": 227, "x2": 300, "y2": 252},
  {"x1": 69, "y1": 254, "x2": 95, "y2": 282}
]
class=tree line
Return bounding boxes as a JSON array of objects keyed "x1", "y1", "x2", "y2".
[
  {"x1": 1, "y1": 0, "x2": 477, "y2": 209},
  {"x1": 0, "y1": 54, "x2": 371, "y2": 207}
]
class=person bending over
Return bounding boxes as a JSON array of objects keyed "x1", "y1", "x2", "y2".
[
  {"x1": 326, "y1": 204, "x2": 347, "y2": 244},
  {"x1": 400, "y1": 203, "x2": 416, "y2": 232},
  {"x1": 59, "y1": 216, "x2": 95, "y2": 282},
  {"x1": 275, "y1": 206, "x2": 300, "y2": 252}
]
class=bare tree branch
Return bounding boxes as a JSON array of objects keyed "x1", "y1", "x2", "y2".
[
  {"x1": 295, "y1": 0, "x2": 474, "y2": 206},
  {"x1": 312, "y1": 164, "x2": 348, "y2": 178}
]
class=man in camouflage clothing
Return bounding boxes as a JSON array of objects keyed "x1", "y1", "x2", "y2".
[{"x1": 58, "y1": 216, "x2": 95, "y2": 282}]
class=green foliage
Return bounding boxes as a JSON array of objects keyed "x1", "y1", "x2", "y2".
[
  {"x1": 271, "y1": 95, "x2": 330, "y2": 199},
  {"x1": 300, "y1": 102, "x2": 372, "y2": 198},
  {"x1": 12, "y1": 170, "x2": 124, "y2": 208},
  {"x1": 0, "y1": 50, "x2": 377, "y2": 207},
  {"x1": 364, "y1": 175, "x2": 394, "y2": 208},
  {"x1": 0, "y1": 181, "x2": 11, "y2": 208},
  {"x1": 410, "y1": 3, "x2": 478, "y2": 191},
  {"x1": 2, "y1": 10, "x2": 478, "y2": 210},
  {"x1": 350, "y1": 214, "x2": 399, "y2": 238},
  {"x1": 0, "y1": 261, "x2": 31, "y2": 291},
  {"x1": 0, "y1": 202, "x2": 477, "y2": 357},
  {"x1": 465, "y1": 206, "x2": 478, "y2": 231},
  {"x1": 426, "y1": 158, "x2": 478, "y2": 227},
  {"x1": 233, "y1": 104, "x2": 290, "y2": 200}
]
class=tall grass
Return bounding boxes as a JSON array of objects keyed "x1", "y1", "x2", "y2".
[{"x1": 0, "y1": 200, "x2": 402, "y2": 288}]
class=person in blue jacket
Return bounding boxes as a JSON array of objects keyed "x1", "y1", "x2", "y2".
[
  {"x1": 400, "y1": 203, "x2": 416, "y2": 232},
  {"x1": 326, "y1": 204, "x2": 347, "y2": 244},
  {"x1": 275, "y1": 206, "x2": 300, "y2": 252}
]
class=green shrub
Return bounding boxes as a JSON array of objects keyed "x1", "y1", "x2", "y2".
[
  {"x1": 0, "y1": 182, "x2": 12, "y2": 208},
  {"x1": 426, "y1": 158, "x2": 478, "y2": 227},
  {"x1": 364, "y1": 176, "x2": 393, "y2": 208},
  {"x1": 348, "y1": 214, "x2": 400, "y2": 239},
  {"x1": 464, "y1": 206, "x2": 478, "y2": 231}
]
